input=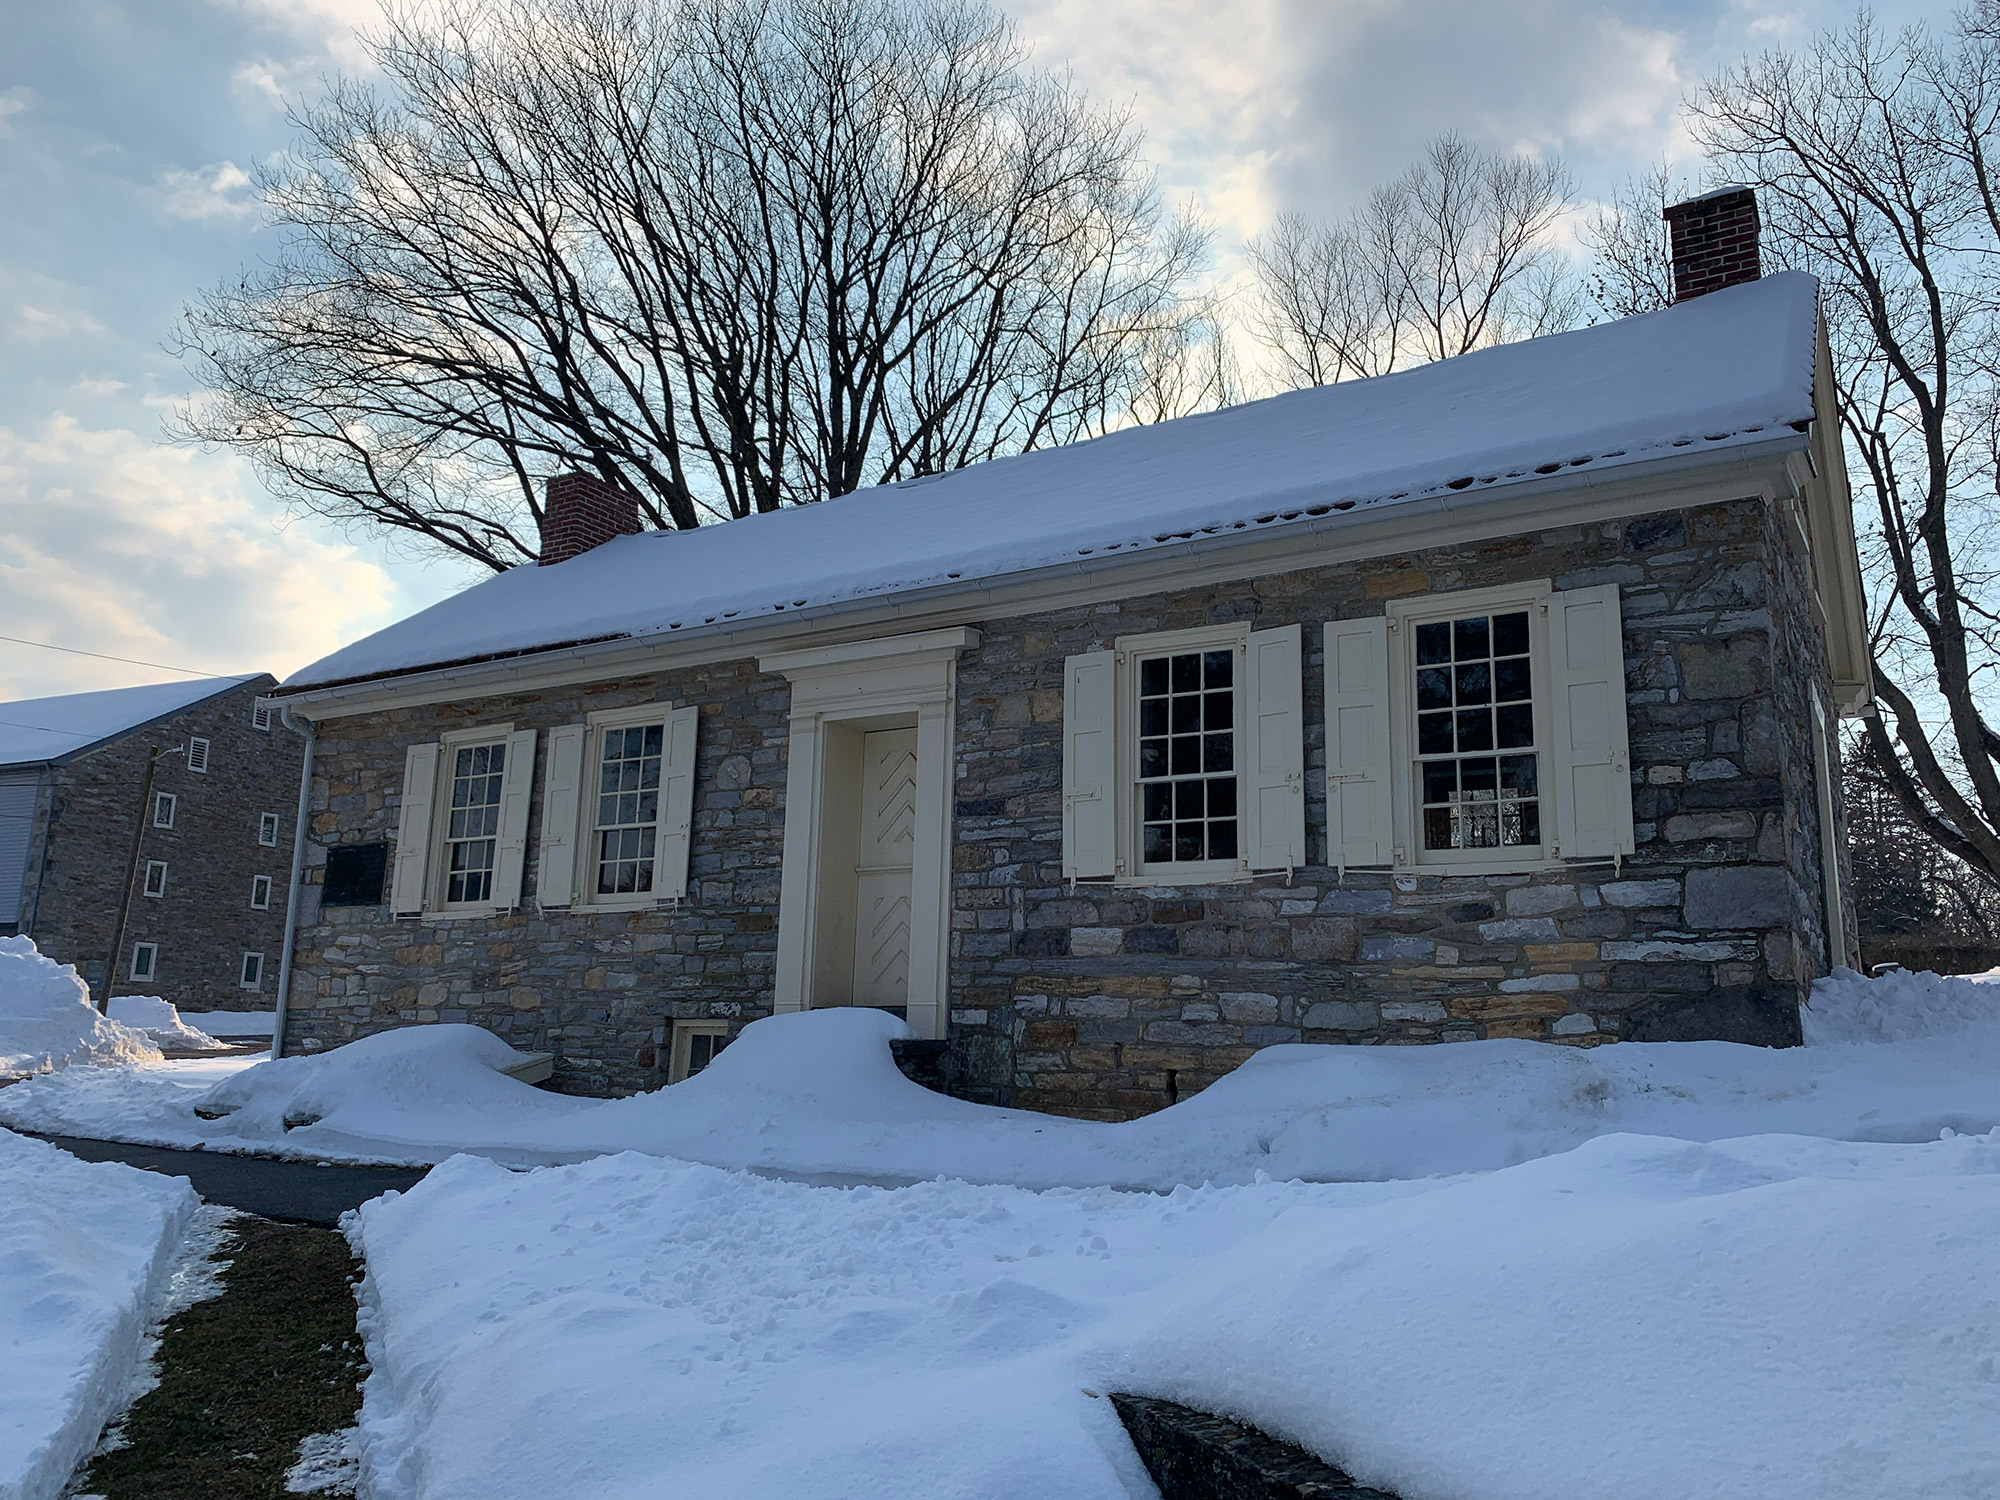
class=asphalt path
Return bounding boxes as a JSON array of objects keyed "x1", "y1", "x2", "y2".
[{"x1": 31, "y1": 1133, "x2": 428, "y2": 1226}]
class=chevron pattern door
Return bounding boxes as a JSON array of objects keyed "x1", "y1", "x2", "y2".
[{"x1": 852, "y1": 727, "x2": 917, "y2": 1008}]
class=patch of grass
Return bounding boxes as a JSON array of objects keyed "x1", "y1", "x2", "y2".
[{"x1": 80, "y1": 1217, "x2": 365, "y2": 1499}]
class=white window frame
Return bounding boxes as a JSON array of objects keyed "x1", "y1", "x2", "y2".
[
  {"x1": 1386, "y1": 582, "x2": 1558, "y2": 875},
  {"x1": 239, "y1": 951, "x2": 264, "y2": 989},
  {"x1": 668, "y1": 1020, "x2": 730, "y2": 1083},
  {"x1": 259, "y1": 812, "x2": 281, "y2": 847},
  {"x1": 431, "y1": 725, "x2": 518, "y2": 916},
  {"x1": 142, "y1": 860, "x2": 167, "y2": 898},
  {"x1": 130, "y1": 942, "x2": 158, "y2": 981},
  {"x1": 1115, "y1": 623, "x2": 1255, "y2": 884},
  {"x1": 186, "y1": 737, "x2": 211, "y2": 774},
  {"x1": 152, "y1": 791, "x2": 176, "y2": 829},
  {"x1": 251, "y1": 700, "x2": 274, "y2": 731},
  {"x1": 250, "y1": 874, "x2": 273, "y2": 910},
  {"x1": 568, "y1": 702, "x2": 694, "y2": 912}
]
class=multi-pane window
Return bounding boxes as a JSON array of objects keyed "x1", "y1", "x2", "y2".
[
  {"x1": 187, "y1": 737, "x2": 211, "y2": 773},
  {"x1": 143, "y1": 861, "x2": 167, "y2": 898},
  {"x1": 1414, "y1": 610, "x2": 1540, "y2": 852},
  {"x1": 671, "y1": 1022, "x2": 729, "y2": 1082},
  {"x1": 1137, "y1": 650, "x2": 1238, "y2": 864},
  {"x1": 239, "y1": 951, "x2": 264, "y2": 988},
  {"x1": 594, "y1": 724, "x2": 663, "y2": 895},
  {"x1": 130, "y1": 943, "x2": 158, "y2": 981},
  {"x1": 259, "y1": 812, "x2": 281, "y2": 847},
  {"x1": 153, "y1": 792, "x2": 176, "y2": 829},
  {"x1": 251, "y1": 875, "x2": 272, "y2": 910},
  {"x1": 444, "y1": 742, "x2": 508, "y2": 904}
]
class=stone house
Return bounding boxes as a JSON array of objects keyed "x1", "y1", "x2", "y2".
[
  {"x1": 271, "y1": 189, "x2": 1872, "y2": 1117},
  {"x1": 1, "y1": 674, "x2": 303, "y2": 1011}
]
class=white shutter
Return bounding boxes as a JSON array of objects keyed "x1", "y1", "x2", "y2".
[
  {"x1": 0, "y1": 774, "x2": 39, "y2": 926},
  {"x1": 1243, "y1": 624, "x2": 1306, "y2": 872},
  {"x1": 1062, "y1": 650, "x2": 1118, "y2": 879},
  {"x1": 390, "y1": 743, "x2": 440, "y2": 916},
  {"x1": 537, "y1": 724, "x2": 587, "y2": 909},
  {"x1": 657, "y1": 705, "x2": 700, "y2": 900},
  {"x1": 1547, "y1": 584, "x2": 1635, "y2": 859},
  {"x1": 1323, "y1": 618, "x2": 1394, "y2": 870},
  {"x1": 490, "y1": 728, "x2": 538, "y2": 909}
]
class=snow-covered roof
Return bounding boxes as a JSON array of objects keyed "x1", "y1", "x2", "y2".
[
  {"x1": 0, "y1": 676, "x2": 264, "y2": 769},
  {"x1": 286, "y1": 271, "x2": 1820, "y2": 691}
]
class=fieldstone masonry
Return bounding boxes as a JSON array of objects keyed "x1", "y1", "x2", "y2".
[{"x1": 284, "y1": 493, "x2": 1854, "y2": 1118}]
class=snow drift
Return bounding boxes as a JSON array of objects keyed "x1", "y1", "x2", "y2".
[
  {"x1": 105, "y1": 996, "x2": 226, "y2": 1052},
  {"x1": 0, "y1": 937, "x2": 160, "y2": 1078}
]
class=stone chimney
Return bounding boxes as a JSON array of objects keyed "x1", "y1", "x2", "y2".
[
  {"x1": 539, "y1": 471, "x2": 641, "y2": 565},
  {"x1": 1663, "y1": 185, "x2": 1762, "y2": 303}
]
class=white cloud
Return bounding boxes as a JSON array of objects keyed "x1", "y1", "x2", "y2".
[
  {"x1": 0, "y1": 87, "x2": 29, "y2": 135},
  {"x1": 13, "y1": 304, "x2": 106, "y2": 343},
  {"x1": 0, "y1": 415, "x2": 402, "y2": 700},
  {"x1": 160, "y1": 160, "x2": 259, "y2": 222}
]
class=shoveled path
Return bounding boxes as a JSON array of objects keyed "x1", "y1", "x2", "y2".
[{"x1": 31, "y1": 1133, "x2": 426, "y2": 1226}]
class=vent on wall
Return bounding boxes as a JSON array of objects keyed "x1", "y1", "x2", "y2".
[
  {"x1": 187, "y1": 737, "x2": 211, "y2": 774},
  {"x1": 252, "y1": 700, "x2": 274, "y2": 731}
]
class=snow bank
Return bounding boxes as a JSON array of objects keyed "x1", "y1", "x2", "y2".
[
  {"x1": 1803, "y1": 964, "x2": 2000, "y2": 1043},
  {"x1": 106, "y1": 996, "x2": 226, "y2": 1052},
  {"x1": 6, "y1": 971, "x2": 2000, "y2": 1182},
  {"x1": 0, "y1": 937, "x2": 160, "y2": 1078},
  {"x1": 346, "y1": 1130, "x2": 2000, "y2": 1500},
  {"x1": 0, "y1": 1127, "x2": 199, "y2": 1500}
]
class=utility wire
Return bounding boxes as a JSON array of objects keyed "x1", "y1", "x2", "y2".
[{"x1": 0, "y1": 633, "x2": 212, "y2": 677}]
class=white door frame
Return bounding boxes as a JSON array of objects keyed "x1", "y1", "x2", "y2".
[{"x1": 763, "y1": 627, "x2": 978, "y2": 1041}]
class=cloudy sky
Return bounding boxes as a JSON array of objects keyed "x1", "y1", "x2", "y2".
[{"x1": 0, "y1": 0, "x2": 1948, "y2": 701}]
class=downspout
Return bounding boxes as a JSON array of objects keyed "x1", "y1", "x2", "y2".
[{"x1": 271, "y1": 702, "x2": 317, "y2": 1060}]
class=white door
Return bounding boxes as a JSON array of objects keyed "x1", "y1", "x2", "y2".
[{"x1": 852, "y1": 728, "x2": 917, "y2": 1008}]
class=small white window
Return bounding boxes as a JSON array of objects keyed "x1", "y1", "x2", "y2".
[
  {"x1": 252, "y1": 700, "x2": 274, "y2": 731},
  {"x1": 669, "y1": 1021, "x2": 730, "y2": 1083},
  {"x1": 250, "y1": 874, "x2": 273, "y2": 910},
  {"x1": 536, "y1": 707, "x2": 699, "y2": 912},
  {"x1": 239, "y1": 951, "x2": 264, "y2": 989},
  {"x1": 153, "y1": 791, "x2": 176, "y2": 829},
  {"x1": 389, "y1": 728, "x2": 538, "y2": 918},
  {"x1": 443, "y1": 739, "x2": 509, "y2": 905},
  {"x1": 186, "y1": 737, "x2": 211, "y2": 774},
  {"x1": 143, "y1": 860, "x2": 167, "y2": 898},
  {"x1": 130, "y1": 942, "x2": 158, "y2": 981},
  {"x1": 259, "y1": 812, "x2": 281, "y2": 847}
]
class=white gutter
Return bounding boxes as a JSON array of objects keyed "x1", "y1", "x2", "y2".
[{"x1": 270, "y1": 700, "x2": 317, "y2": 1060}]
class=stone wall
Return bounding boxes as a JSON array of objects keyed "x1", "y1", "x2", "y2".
[
  {"x1": 22, "y1": 681, "x2": 301, "y2": 1011},
  {"x1": 284, "y1": 663, "x2": 789, "y2": 1095},
  {"x1": 945, "y1": 497, "x2": 1846, "y2": 1119}
]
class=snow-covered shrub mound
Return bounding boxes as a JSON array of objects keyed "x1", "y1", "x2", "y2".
[
  {"x1": 0, "y1": 1126, "x2": 198, "y2": 1500},
  {"x1": 186, "y1": 1024, "x2": 588, "y2": 1160},
  {"x1": 0, "y1": 936, "x2": 160, "y2": 1077},
  {"x1": 1804, "y1": 965, "x2": 2000, "y2": 1045},
  {"x1": 106, "y1": 996, "x2": 227, "y2": 1051}
]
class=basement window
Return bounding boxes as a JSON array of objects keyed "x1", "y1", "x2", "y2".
[
  {"x1": 669, "y1": 1021, "x2": 730, "y2": 1084},
  {"x1": 153, "y1": 792, "x2": 176, "y2": 829},
  {"x1": 250, "y1": 874, "x2": 273, "y2": 910},
  {"x1": 187, "y1": 737, "x2": 211, "y2": 774},
  {"x1": 239, "y1": 951, "x2": 264, "y2": 989},
  {"x1": 143, "y1": 860, "x2": 167, "y2": 898},
  {"x1": 130, "y1": 942, "x2": 158, "y2": 981}
]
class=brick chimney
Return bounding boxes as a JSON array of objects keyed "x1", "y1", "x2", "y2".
[
  {"x1": 1663, "y1": 185, "x2": 1762, "y2": 303},
  {"x1": 539, "y1": 471, "x2": 641, "y2": 565}
]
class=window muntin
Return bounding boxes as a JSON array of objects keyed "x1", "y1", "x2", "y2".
[
  {"x1": 670, "y1": 1021, "x2": 729, "y2": 1082},
  {"x1": 130, "y1": 942, "x2": 158, "y2": 980},
  {"x1": 251, "y1": 875, "x2": 272, "y2": 910},
  {"x1": 239, "y1": 951, "x2": 264, "y2": 988},
  {"x1": 1413, "y1": 609, "x2": 1541, "y2": 853},
  {"x1": 1136, "y1": 648, "x2": 1238, "y2": 865},
  {"x1": 153, "y1": 792, "x2": 176, "y2": 829},
  {"x1": 443, "y1": 741, "x2": 508, "y2": 905},
  {"x1": 259, "y1": 812, "x2": 280, "y2": 846},
  {"x1": 143, "y1": 861, "x2": 167, "y2": 898},
  {"x1": 594, "y1": 724, "x2": 663, "y2": 896},
  {"x1": 187, "y1": 737, "x2": 211, "y2": 773}
]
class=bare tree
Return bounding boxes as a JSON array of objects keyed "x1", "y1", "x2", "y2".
[
  {"x1": 1581, "y1": 163, "x2": 1694, "y2": 319},
  {"x1": 1693, "y1": 7, "x2": 2000, "y2": 889},
  {"x1": 174, "y1": 0, "x2": 1210, "y2": 570},
  {"x1": 1248, "y1": 134, "x2": 1577, "y2": 388}
]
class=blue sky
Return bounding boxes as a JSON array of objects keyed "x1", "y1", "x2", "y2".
[{"x1": 0, "y1": 0, "x2": 1947, "y2": 700}]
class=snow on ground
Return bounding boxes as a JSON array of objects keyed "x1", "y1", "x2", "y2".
[
  {"x1": 0, "y1": 937, "x2": 159, "y2": 1079},
  {"x1": 3, "y1": 968, "x2": 1996, "y2": 1185},
  {"x1": 346, "y1": 1129, "x2": 2000, "y2": 1500},
  {"x1": 105, "y1": 996, "x2": 226, "y2": 1052},
  {"x1": 0, "y1": 1127, "x2": 199, "y2": 1500},
  {"x1": 173, "y1": 1009, "x2": 275, "y2": 1039}
]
